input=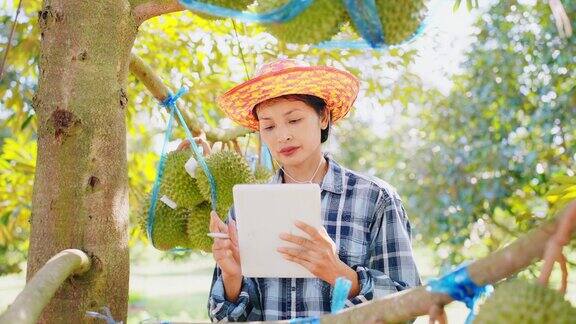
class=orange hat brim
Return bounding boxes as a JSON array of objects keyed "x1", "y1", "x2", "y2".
[{"x1": 217, "y1": 66, "x2": 360, "y2": 131}]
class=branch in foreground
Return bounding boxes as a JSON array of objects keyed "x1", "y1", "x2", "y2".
[
  {"x1": 312, "y1": 208, "x2": 575, "y2": 324},
  {"x1": 133, "y1": 0, "x2": 185, "y2": 25},
  {"x1": 0, "y1": 249, "x2": 91, "y2": 324},
  {"x1": 129, "y1": 53, "x2": 252, "y2": 142}
]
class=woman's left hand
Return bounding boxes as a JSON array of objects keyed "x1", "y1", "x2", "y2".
[{"x1": 277, "y1": 220, "x2": 350, "y2": 286}]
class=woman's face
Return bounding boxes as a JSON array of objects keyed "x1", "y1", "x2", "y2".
[{"x1": 256, "y1": 98, "x2": 328, "y2": 167}]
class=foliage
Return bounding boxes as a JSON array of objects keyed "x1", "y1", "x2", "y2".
[
  {"x1": 335, "y1": 0, "x2": 575, "y2": 267},
  {"x1": 0, "y1": 0, "x2": 41, "y2": 275},
  {"x1": 1, "y1": 0, "x2": 573, "y2": 275},
  {"x1": 0, "y1": 1, "x2": 417, "y2": 273}
]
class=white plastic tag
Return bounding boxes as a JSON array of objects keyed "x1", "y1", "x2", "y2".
[
  {"x1": 160, "y1": 195, "x2": 177, "y2": 209},
  {"x1": 185, "y1": 156, "x2": 197, "y2": 178}
]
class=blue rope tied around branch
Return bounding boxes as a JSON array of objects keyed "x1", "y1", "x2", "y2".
[
  {"x1": 427, "y1": 264, "x2": 494, "y2": 324},
  {"x1": 178, "y1": 0, "x2": 313, "y2": 24},
  {"x1": 146, "y1": 90, "x2": 179, "y2": 247},
  {"x1": 146, "y1": 87, "x2": 218, "y2": 250}
]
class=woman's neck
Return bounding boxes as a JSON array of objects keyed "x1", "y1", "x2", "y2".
[{"x1": 282, "y1": 152, "x2": 328, "y2": 185}]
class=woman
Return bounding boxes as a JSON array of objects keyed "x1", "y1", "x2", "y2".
[{"x1": 203, "y1": 59, "x2": 420, "y2": 321}]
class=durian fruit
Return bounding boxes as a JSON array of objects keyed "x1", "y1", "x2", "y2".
[
  {"x1": 474, "y1": 279, "x2": 576, "y2": 324},
  {"x1": 160, "y1": 150, "x2": 204, "y2": 209},
  {"x1": 253, "y1": 165, "x2": 273, "y2": 184},
  {"x1": 192, "y1": 0, "x2": 254, "y2": 21},
  {"x1": 255, "y1": 0, "x2": 347, "y2": 44},
  {"x1": 350, "y1": 0, "x2": 428, "y2": 45},
  {"x1": 138, "y1": 195, "x2": 192, "y2": 251},
  {"x1": 195, "y1": 150, "x2": 255, "y2": 217},
  {"x1": 187, "y1": 202, "x2": 215, "y2": 252}
]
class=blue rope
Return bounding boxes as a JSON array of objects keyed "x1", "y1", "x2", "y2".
[
  {"x1": 172, "y1": 94, "x2": 218, "y2": 212},
  {"x1": 178, "y1": 0, "x2": 313, "y2": 24},
  {"x1": 315, "y1": 0, "x2": 442, "y2": 50},
  {"x1": 331, "y1": 277, "x2": 352, "y2": 313},
  {"x1": 146, "y1": 87, "x2": 218, "y2": 251},
  {"x1": 289, "y1": 276, "x2": 351, "y2": 323},
  {"x1": 260, "y1": 143, "x2": 273, "y2": 171},
  {"x1": 179, "y1": 0, "x2": 440, "y2": 50},
  {"x1": 342, "y1": 0, "x2": 385, "y2": 48},
  {"x1": 146, "y1": 92, "x2": 179, "y2": 247},
  {"x1": 427, "y1": 264, "x2": 494, "y2": 324}
]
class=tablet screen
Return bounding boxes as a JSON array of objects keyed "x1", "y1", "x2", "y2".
[{"x1": 232, "y1": 183, "x2": 322, "y2": 278}]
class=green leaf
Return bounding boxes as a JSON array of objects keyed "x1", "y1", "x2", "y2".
[{"x1": 20, "y1": 114, "x2": 34, "y2": 130}]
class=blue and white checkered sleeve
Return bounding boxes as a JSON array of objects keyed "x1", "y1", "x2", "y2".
[
  {"x1": 206, "y1": 208, "x2": 263, "y2": 322},
  {"x1": 207, "y1": 268, "x2": 262, "y2": 322},
  {"x1": 345, "y1": 192, "x2": 421, "y2": 306}
]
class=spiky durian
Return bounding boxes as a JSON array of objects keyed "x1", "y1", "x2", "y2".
[
  {"x1": 256, "y1": 0, "x2": 347, "y2": 44},
  {"x1": 253, "y1": 165, "x2": 274, "y2": 184},
  {"x1": 474, "y1": 279, "x2": 576, "y2": 324},
  {"x1": 349, "y1": 0, "x2": 428, "y2": 45},
  {"x1": 186, "y1": 202, "x2": 215, "y2": 252},
  {"x1": 138, "y1": 195, "x2": 191, "y2": 251},
  {"x1": 195, "y1": 150, "x2": 255, "y2": 217},
  {"x1": 192, "y1": 0, "x2": 254, "y2": 21},
  {"x1": 160, "y1": 150, "x2": 204, "y2": 209}
]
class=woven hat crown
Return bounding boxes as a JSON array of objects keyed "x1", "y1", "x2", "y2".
[{"x1": 254, "y1": 58, "x2": 309, "y2": 77}]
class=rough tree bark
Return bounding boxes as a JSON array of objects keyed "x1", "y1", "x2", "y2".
[{"x1": 27, "y1": 0, "x2": 139, "y2": 322}]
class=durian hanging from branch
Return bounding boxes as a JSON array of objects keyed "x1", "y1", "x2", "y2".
[
  {"x1": 177, "y1": 0, "x2": 432, "y2": 48},
  {"x1": 139, "y1": 144, "x2": 268, "y2": 252},
  {"x1": 253, "y1": 0, "x2": 348, "y2": 45}
]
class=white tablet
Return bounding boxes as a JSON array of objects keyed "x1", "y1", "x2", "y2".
[{"x1": 232, "y1": 183, "x2": 322, "y2": 278}]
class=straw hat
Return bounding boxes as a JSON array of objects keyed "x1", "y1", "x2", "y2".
[{"x1": 217, "y1": 58, "x2": 360, "y2": 131}]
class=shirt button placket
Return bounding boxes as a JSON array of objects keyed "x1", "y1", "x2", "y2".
[{"x1": 290, "y1": 278, "x2": 297, "y2": 318}]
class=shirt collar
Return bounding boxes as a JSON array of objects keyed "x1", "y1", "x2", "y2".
[{"x1": 271, "y1": 153, "x2": 343, "y2": 194}]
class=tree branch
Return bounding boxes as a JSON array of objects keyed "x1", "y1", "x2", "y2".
[
  {"x1": 133, "y1": 0, "x2": 185, "y2": 26},
  {"x1": 314, "y1": 205, "x2": 576, "y2": 324},
  {"x1": 0, "y1": 249, "x2": 91, "y2": 324},
  {"x1": 128, "y1": 54, "x2": 252, "y2": 142}
]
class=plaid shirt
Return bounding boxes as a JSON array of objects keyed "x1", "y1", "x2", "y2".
[{"x1": 207, "y1": 154, "x2": 421, "y2": 321}]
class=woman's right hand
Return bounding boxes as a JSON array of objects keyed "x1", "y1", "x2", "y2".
[{"x1": 210, "y1": 211, "x2": 241, "y2": 278}]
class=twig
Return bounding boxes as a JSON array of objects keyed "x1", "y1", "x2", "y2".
[
  {"x1": 133, "y1": 0, "x2": 185, "y2": 26},
  {"x1": 0, "y1": 0, "x2": 23, "y2": 81},
  {"x1": 538, "y1": 201, "x2": 576, "y2": 294},
  {"x1": 549, "y1": 0, "x2": 573, "y2": 38},
  {"x1": 0, "y1": 249, "x2": 91, "y2": 324},
  {"x1": 128, "y1": 54, "x2": 252, "y2": 142}
]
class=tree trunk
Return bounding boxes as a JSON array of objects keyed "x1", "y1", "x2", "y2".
[{"x1": 27, "y1": 0, "x2": 138, "y2": 322}]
